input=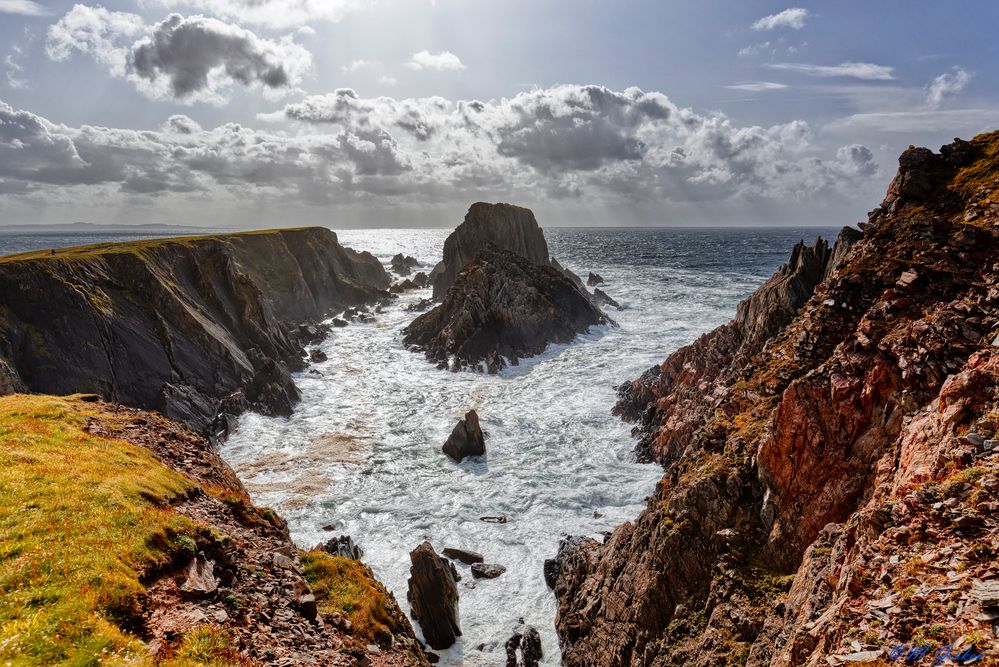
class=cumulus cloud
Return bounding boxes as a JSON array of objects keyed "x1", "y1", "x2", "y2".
[
  {"x1": 148, "y1": 0, "x2": 372, "y2": 29},
  {"x1": 46, "y1": 5, "x2": 146, "y2": 77},
  {"x1": 405, "y1": 50, "x2": 465, "y2": 72},
  {"x1": 926, "y1": 68, "x2": 970, "y2": 109},
  {"x1": 46, "y1": 5, "x2": 311, "y2": 103},
  {"x1": 752, "y1": 8, "x2": 809, "y2": 31},
  {"x1": 725, "y1": 81, "x2": 788, "y2": 92},
  {"x1": 0, "y1": 0, "x2": 49, "y2": 16},
  {"x1": 0, "y1": 84, "x2": 883, "y2": 220},
  {"x1": 767, "y1": 61, "x2": 895, "y2": 80}
]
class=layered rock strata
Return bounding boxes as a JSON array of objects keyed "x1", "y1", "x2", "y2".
[
  {"x1": 554, "y1": 133, "x2": 999, "y2": 666},
  {"x1": 0, "y1": 227, "x2": 389, "y2": 432}
]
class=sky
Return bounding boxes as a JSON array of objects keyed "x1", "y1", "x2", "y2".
[{"x1": 0, "y1": 0, "x2": 997, "y2": 228}]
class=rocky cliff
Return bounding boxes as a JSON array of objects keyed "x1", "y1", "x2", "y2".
[
  {"x1": 430, "y1": 202, "x2": 551, "y2": 300},
  {"x1": 405, "y1": 247, "x2": 608, "y2": 372},
  {"x1": 553, "y1": 133, "x2": 999, "y2": 665},
  {"x1": 0, "y1": 228, "x2": 389, "y2": 433},
  {"x1": 0, "y1": 393, "x2": 425, "y2": 666}
]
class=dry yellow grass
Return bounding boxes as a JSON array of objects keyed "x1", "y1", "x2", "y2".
[{"x1": 0, "y1": 394, "x2": 200, "y2": 665}]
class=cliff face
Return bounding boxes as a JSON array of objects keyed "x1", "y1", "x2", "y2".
[
  {"x1": 0, "y1": 228, "x2": 389, "y2": 433},
  {"x1": 405, "y1": 247, "x2": 607, "y2": 372},
  {"x1": 430, "y1": 202, "x2": 551, "y2": 300},
  {"x1": 0, "y1": 394, "x2": 424, "y2": 666},
  {"x1": 554, "y1": 133, "x2": 999, "y2": 665}
]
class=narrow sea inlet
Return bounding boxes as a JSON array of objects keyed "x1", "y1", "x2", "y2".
[{"x1": 221, "y1": 226, "x2": 835, "y2": 664}]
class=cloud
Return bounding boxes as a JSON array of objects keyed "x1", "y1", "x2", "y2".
[
  {"x1": 926, "y1": 68, "x2": 970, "y2": 109},
  {"x1": 0, "y1": 85, "x2": 885, "y2": 224},
  {"x1": 46, "y1": 5, "x2": 146, "y2": 77},
  {"x1": 0, "y1": 0, "x2": 49, "y2": 16},
  {"x1": 405, "y1": 50, "x2": 465, "y2": 72},
  {"x1": 826, "y1": 109, "x2": 999, "y2": 134},
  {"x1": 752, "y1": 8, "x2": 809, "y2": 31},
  {"x1": 767, "y1": 61, "x2": 895, "y2": 80},
  {"x1": 725, "y1": 81, "x2": 788, "y2": 92},
  {"x1": 342, "y1": 59, "x2": 377, "y2": 73},
  {"x1": 738, "y1": 41, "x2": 771, "y2": 58},
  {"x1": 4, "y1": 52, "x2": 26, "y2": 89},
  {"x1": 147, "y1": 0, "x2": 373, "y2": 29},
  {"x1": 46, "y1": 5, "x2": 311, "y2": 103}
]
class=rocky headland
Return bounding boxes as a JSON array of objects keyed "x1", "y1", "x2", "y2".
[
  {"x1": 0, "y1": 227, "x2": 390, "y2": 434},
  {"x1": 551, "y1": 134, "x2": 999, "y2": 665}
]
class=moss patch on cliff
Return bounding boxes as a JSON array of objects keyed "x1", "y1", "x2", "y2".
[
  {"x1": 300, "y1": 551, "x2": 405, "y2": 645},
  {"x1": 0, "y1": 394, "x2": 200, "y2": 665},
  {"x1": 950, "y1": 130, "x2": 999, "y2": 199}
]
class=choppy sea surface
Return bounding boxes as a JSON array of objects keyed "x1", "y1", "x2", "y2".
[{"x1": 0, "y1": 226, "x2": 838, "y2": 664}]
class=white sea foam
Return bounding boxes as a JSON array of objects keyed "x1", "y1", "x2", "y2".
[{"x1": 222, "y1": 226, "x2": 831, "y2": 665}]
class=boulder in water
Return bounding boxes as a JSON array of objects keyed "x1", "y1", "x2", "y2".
[
  {"x1": 391, "y1": 253, "x2": 422, "y2": 276},
  {"x1": 470, "y1": 562, "x2": 506, "y2": 579},
  {"x1": 406, "y1": 541, "x2": 461, "y2": 650},
  {"x1": 442, "y1": 547, "x2": 484, "y2": 564},
  {"x1": 442, "y1": 410, "x2": 486, "y2": 462},
  {"x1": 592, "y1": 288, "x2": 621, "y2": 310},
  {"x1": 587, "y1": 272, "x2": 604, "y2": 286},
  {"x1": 505, "y1": 626, "x2": 543, "y2": 667}
]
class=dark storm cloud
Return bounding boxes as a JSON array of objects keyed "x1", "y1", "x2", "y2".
[{"x1": 46, "y1": 5, "x2": 311, "y2": 103}]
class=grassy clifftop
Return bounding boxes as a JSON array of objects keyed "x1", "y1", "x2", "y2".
[
  {"x1": 0, "y1": 394, "x2": 425, "y2": 666},
  {"x1": 0, "y1": 394, "x2": 204, "y2": 665}
]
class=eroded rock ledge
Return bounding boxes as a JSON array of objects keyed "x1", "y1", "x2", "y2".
[
  {"x1": 405, "y1": 247, "x2": 608, "y2": 372},
  {"x1": 0, "y1": 227, "x2": 390, "y2": 433},
  {"x1": 554, "y1": 133, "x2": 999, "y2": 666}
]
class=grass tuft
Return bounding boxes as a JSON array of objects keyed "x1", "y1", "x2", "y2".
[{"x1": 300, "y1": 551, "x2": 405, "y2": 645}]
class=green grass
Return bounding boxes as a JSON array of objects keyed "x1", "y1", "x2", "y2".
[
  {"x1": 166, "y1": 626, "x2": 248, "y2": 666},
  {"x1": 0, "y1": 394, "x2": 200, "y2": 666},
  {"x1": 300, "y1": 551, "x2": 405, "y2": 646},
  {"x1": 0, "y1": 227, "x2": 321, "y2": 264}
]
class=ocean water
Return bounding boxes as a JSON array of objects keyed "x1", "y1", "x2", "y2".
[{"x1": 219, "y1": 226, "x2": 839, "y2": 665}]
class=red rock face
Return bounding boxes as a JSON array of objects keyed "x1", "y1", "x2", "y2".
[{"x1": 554, "y1": 132, "x2": 999, "y2": 666}]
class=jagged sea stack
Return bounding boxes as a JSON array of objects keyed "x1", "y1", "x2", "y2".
[
  {"x1": 430, "y1": 202, "x2": 551, "y2": 300},
  {"x1": 405, "y1": 247, "x2": 607, "y2": 372}
]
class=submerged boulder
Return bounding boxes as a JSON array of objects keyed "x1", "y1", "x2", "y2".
[
  {"x1": 406, "y1": 541, "x2": 461, "y2": 650},
  {"x1": 505, "y1": 626, "x2": 543, "y2": 667},
  {"x1": 404, "y1": 247, "x2": 608, "y2": 372},
  {"x1": 442, "y1": 410, "x2": 486, "y2": 462},
  {"x1": 391, "y1": 253, "x2": 422, "y2": 276},
  {"x1": 430, "y1": 203, "x2": 551, "y2": 300}
]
